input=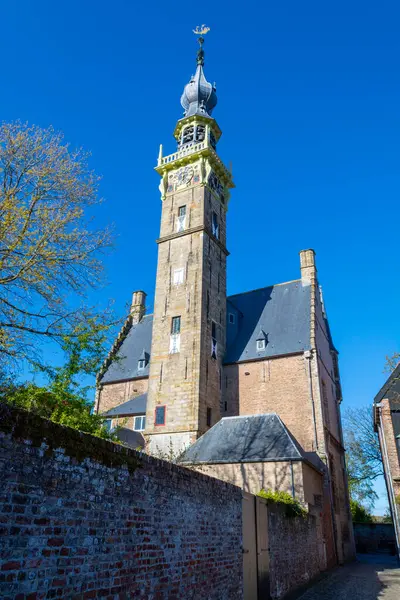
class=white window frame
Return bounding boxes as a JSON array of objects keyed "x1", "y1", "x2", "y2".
[
  {"x1": 138, "y1": 359, "x2": 146, "y2": 370},
  {"x1": 173, "y1": 267, "x2": 184, "y2": 286},
  {"x1": 256, "y1": 339, "x2": 266, "y2": 351},
  {"x1": 177, "y1": 206, "x2": 187, "y2": 232},
  {"x1": 134, "y1": 415, "x2": 146, "y2": 431}
]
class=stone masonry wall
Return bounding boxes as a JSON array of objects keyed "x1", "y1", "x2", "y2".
[{"x1": 0, "y1": 404, "x2": 243, "y2": 600}]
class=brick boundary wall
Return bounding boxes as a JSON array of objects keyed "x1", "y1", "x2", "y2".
[
  {"x1": 268, "y1": 504, "x2": 324, "y2": 599},
  {"x1": 0, "y1": 404, "x2": 243, "y2": 600}
]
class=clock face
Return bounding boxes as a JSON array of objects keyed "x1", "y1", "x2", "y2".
[{"x1": 177, "y1": 166, "x2": 194, "y2": 187}]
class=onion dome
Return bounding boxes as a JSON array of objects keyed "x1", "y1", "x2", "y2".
[{"x1": 180, "y1": 37, "x2": 217, "y2": 118}]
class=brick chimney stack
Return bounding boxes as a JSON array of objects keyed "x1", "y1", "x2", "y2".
[
  {"x1": 130, "y1": 290, "x2": 146, "y2": 324},
  {"x1": 299, "y1": 249, "x2": 317, "y2": 285}
]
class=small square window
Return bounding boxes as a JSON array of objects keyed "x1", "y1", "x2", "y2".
[
  {"x1": 138, "y1": 359, "x2": 146, "y2": 370},
  {"x1": 256, "y1": 339, "x2": 266, "y2": 351},
  {"x1": 229, "y1": 313, "x2": 235, "y2": 324},
  {"x1": 155, "y1": 406, "x2": 166, "y2": 426},
  {"x1": 207, "y1": 407, "x2": 212, "y2": 427},
  {"x1": 173, "y1": 268, "x2": 184, "y2": 286},
  {"x1": 134, "y1": 415, "x2": 146, "y2": 431}
]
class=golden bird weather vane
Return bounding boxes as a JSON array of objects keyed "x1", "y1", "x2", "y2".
[{"x1": 193, "y1": 24, "x2": 210, "y2": 36}]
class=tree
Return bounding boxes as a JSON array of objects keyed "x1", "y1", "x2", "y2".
[
  {"x1": 0, "y1": 121, "x2": 113, "y2": 372},
  {"x1": 343, "y1": 406, "x2": 383, "y2": 508},
  {"x1": 350, "y1": 499, "x2": 373, "y2": 523},
  {"x1": 0, "y1": 327, "x2": 116, "y2": 440}
]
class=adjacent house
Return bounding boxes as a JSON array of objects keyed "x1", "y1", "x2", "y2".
[{"x1": 374, "y1": 364, "x2": 400, "y2": 557}]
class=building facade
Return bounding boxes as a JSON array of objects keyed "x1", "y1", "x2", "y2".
[
  {"x1": 374, "y1": 364, "x2": 400, "y2": 557},
  {"x1": 95, "y1": 38, "x2": 354, "y2": 565}
]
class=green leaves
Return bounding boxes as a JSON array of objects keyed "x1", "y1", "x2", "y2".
[
  {"x1": 0, "y1": 331, "x2": 117, "y2": 441},
  {"x1": 0, "y1": 120, "x2": 115, "y2": 372}
]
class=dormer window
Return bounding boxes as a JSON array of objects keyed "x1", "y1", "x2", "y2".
[
  {"x1": 256, "y1": 329, "x2": 267, "y2": 352},
  {"x1": 138, "y1": 349, "x2": 148, "y2": 370},
  {"x1": 229, "y1": 313, "x2": 235, "y2": 324},
  {"x1": 256, "y1": 339, "x2": 266, "y2": 351}
]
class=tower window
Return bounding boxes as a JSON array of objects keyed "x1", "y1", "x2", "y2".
[
  {"x1": 195, "y1": 124, "x2": 205, "y2": 142},
  {"x1": 155, "y1": 406, "x2": 166, "y2": 426},
  {"x1": 170, "y1": 316, "x2": 181, "y2": 353},
  {"x1": 134, "y1": 415, "x2": 146, "y2": 431},
  {"x1": 256, "y1": 339, "x2": 266, "y2": 351},
  {"x1": 224, "y1": 401, "x2": 228, "y2": 412},
  {"x1": 177, "y1": 206, "x2": 186, "y2": 232},
  {"x1": 211, "y1": 321, "x2": 217, "y2": 359},
  {"x1": 207, "y1": 407, "x2": 212, "y2": 427},
  {"x1": 229, "y1": 313, "x2": 235, "y2": 324},
  {"x1": 173, "y1": 267, "x2": 184, "y2": 286},
  {"x1": 171, "y1": 316, "x2": 181, "y2": 334},
  {"x1": 212, "y1": 212, "x2": 219, "y2": 239},
  {"x1": 182, "y1": 126, "x2": 194, "y2": 145}
]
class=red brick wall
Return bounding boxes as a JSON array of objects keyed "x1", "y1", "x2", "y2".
[
  {"x1": 97, "y1": 378, "x2": 148, "y2": 414},
  {"x1": 0, "y1": 404, "x2": 243, "y2": 600}
]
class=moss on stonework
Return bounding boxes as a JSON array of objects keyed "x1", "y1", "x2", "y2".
[{"x1": 0, "y1": 402, "x2": 141, "y2": 475}]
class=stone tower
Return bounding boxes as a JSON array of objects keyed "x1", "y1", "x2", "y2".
[{"x1": 145, "y1": 36, "x2": 234, "y2": 455}]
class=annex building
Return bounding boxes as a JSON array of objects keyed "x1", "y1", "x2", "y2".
[{"x1": 95, "y1": 36, "x2": 354, "y2": 566}]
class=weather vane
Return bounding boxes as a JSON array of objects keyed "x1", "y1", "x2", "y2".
[
  {"x1": 193, "y1": 24, "x2": 210, "y2": 51},
  {"x1": 193, "y1": 24, "x2": 210, "y2": 36}
]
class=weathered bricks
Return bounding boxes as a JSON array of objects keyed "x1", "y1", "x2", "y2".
[{"x1": 0, "y1": 403, "x2": 243, "y2": 600}]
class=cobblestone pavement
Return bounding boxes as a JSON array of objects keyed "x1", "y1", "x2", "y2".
[{"x1": 297, "y1": 555, "x2": 400, "y2": 600}]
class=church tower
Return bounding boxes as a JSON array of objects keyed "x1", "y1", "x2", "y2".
[{"x1": 145, "y1": 34, "x2": 234, "y2": 455}]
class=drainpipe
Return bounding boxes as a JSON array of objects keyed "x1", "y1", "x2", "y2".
[
  {"x1": 305, "y1": 350, "x2": 319, "y2": 451},
  {"x1": 377, "y1": 405, "x2": 400, "y2": 559},
  {"x1": 290, "y1": 461, "x2": 295, "y2": 499}
]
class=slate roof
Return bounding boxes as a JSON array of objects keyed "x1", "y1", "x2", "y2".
[
  {"x1": 104, "y1": 393, "x2": 147, "y2": 417},
  {"x1": 99, "y1": 280, "x2": 312, "y2": 383},
  {"x1": 374, "y1": 363, "x2": 400, "y2": 405},
  {"x1": 225, "y1": 280, "x2": 311, "y2": 363},
  {"x1": 100, "y1": 315, "x2": 153, "y2": 383},
  {"x1": 178, "y1": 414, "x2": 308, "y2": 465}
]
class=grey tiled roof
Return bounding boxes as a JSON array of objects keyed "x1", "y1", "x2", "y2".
[
  {"x1": 99, "y1": 280, "x2": 312, "y2": 383},
  {"x1": 104, "y1": 393, "x2": 147, "y2": 417},
  {"x1": 225, "y1": 280, "x2": 311, "y2": 363},
  {"x1": 178, "y1": 414, "x2": 307, "y2": 464},
  {"x1": 374, "y1": 363, "x2": 400, "y2": 404},
  {"x1": 100, "y1": 315, "x2": 153, "y2": 383}
]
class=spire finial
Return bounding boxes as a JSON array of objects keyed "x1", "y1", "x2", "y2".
[{"x1": 193, "y1": 24, "x2": 210, "y2": 66}]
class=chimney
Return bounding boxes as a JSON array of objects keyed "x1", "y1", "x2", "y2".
[
  {"x1": 299, "y1": 249, "x2": 317, "y2": 284},
  {"x1": 130, "y1": 290, "x2": 146, "y2": 324}
]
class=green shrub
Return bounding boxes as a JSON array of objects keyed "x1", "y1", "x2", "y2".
[
  {"x1": 350, "y1": 499, "x2": 373, "y2": 522},
  {"x1": 257, "y1": 489, "x2": 306, "y2": 518}
]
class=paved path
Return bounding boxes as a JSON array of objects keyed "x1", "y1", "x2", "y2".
[{"x1": 297, "y1": 554, "x2": 400, "y2": 600}]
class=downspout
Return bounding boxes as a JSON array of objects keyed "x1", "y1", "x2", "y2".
[
  {"x1": 305, "y1": 350, "x2": 319, "y2": 451},
  {"x1": 306, "y1": 350, "x2": 339, "y2": 564},
  {"x1": 378, "y1": 406, "x2": 400, "y2": 558},
  {"x1": 290, "y1": 461, "x2": 295, "y2": 499}
]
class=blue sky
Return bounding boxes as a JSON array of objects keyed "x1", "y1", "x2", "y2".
[{"x1": 2, "y1": 1, "x2": 398, "y2": 512}]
